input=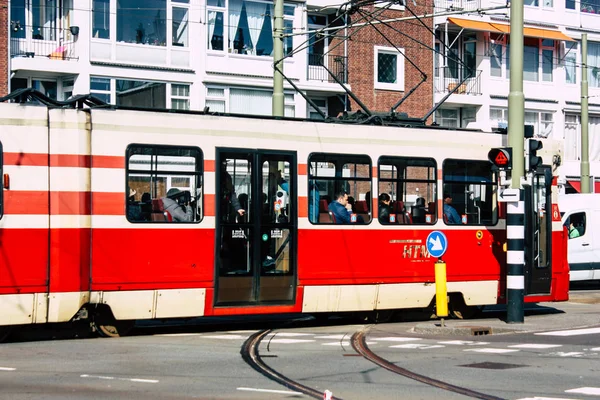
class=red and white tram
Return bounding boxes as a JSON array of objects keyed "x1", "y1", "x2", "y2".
[{"x1": 0, "y1": 101, "x2": 569, "y2": 338}]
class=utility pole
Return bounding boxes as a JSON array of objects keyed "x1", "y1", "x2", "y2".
[
  {"x1": 506, "y1": 0, "x2": 525, "y2": 323},
  {"x1": 581, "y1": 34, "x2": 590, "y2": 193},
  {"x1": 272, "y1": 0, "x2": 285, "y2": 117}
]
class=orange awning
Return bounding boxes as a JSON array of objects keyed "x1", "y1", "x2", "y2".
[{"x1": 448, "y1": 17, "x2": 574, "y2": 41}]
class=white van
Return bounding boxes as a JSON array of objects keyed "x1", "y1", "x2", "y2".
[{"x1": 559, "y1": 194, "x2": 600, "y2": 281}]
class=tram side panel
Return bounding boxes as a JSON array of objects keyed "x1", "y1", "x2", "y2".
[
  {"x1": 0, "y1": 104, "x2": 51, "y2": 325},
  {"x1": 46, "y1": 109, "x2": 92, "y2": 322},
  {"x1": 88, "y1": 110, "x2": 214, "y2": 321}
]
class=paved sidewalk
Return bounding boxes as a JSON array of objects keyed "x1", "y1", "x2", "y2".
[{"x1": 411, "y1": 294, "x2": 600, "y2": 336}]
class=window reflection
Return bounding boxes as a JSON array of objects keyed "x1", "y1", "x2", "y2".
[{"x1": 117, "y1": 0, "x2": 167, "y2": 46}]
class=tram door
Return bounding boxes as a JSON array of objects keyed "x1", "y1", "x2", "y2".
[
  {"x1": 215, "y1": 149, "x2": 297, "y2": 305},
  {"x1": 524, "y1": 167, "x2": 552, "y2": 295}
]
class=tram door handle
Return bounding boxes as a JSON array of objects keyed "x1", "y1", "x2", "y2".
[{"x1": 581, "y1": 242, "x2": 590, "y2": 247}]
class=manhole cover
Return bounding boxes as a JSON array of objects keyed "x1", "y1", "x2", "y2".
[{"x1": 459, "y1": 362, "x2": 525, "y2": 370}]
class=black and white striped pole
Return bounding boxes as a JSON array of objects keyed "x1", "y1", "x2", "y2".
[{"x1": 505, "y1": 188, "x2": 525, "y2": 323}]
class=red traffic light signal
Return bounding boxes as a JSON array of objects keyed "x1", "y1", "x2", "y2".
[{"x1": 488, "y1": 147, "x2": 512, "y2": 170}]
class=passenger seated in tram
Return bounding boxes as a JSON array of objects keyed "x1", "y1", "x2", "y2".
[
  {"x1": 328, "y1": 190, "x2": 364, "y2": 224},
  {"x1": 443, "y1": 193, "x2": 461, "y2": 224},
  {"x1": 126, "y1": 188, "x2": 142, "y2": 221},
  {"x1": 378, "y1": 193, "x2": 392, "y2": 223},
  {"x1": 162, "y1": 188, "x2": 193, "y2": 222}
]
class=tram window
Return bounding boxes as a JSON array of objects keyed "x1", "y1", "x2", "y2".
[
  {"x1": 442, "y1": 159, "x2": 498, "y2": 225},
  {"x1": 308, "y1": 153, "x2": 372, "y2": 224},
  {"x1": 0, "y1": 141, "x2": 3, "y2": 220},
  {"x1": 566, "y1": 212, "x2": 586, "y2": 238},
  {"x1": 126, "y1": 144, "x2": 203, "y2": 223},
  {"x1": 378, "y1": 157, "x2": 437, "y2": 225}
]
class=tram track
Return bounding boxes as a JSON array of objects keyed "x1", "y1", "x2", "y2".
[{"x1": 243, "y1": 327, "x2": 507, "y2": 400}]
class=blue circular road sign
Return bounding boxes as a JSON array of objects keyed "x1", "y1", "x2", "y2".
[{"x1": 426, "y1": 231, "x2": 448, "y2": 258}]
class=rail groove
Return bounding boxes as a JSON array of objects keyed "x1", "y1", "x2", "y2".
[
  {"x1": 241, "y1": 329, "x2": 344, "y2": 400},
  {"x1": 351, "y1": 329, "x2": 506, "y2": 400}
]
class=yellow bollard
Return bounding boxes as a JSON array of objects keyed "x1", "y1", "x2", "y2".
[{"x1": 435, "y1": 259, "x2": 448, "y2": 318}]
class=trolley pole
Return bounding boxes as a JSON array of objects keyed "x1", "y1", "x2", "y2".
[
  {"x1": 507, "y1": 0, "x2": 525, "y2": 323},
  {"x1": 272, "y1": 0, "x2": 285, "y2": 117},
  {"x1": 581, "y1": 34, "x2": 590, "y2": 193}
]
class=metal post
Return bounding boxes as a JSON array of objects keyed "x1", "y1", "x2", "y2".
[
  {"x1": 508, "y1": 0, "x2": 525, "y2": 188},
  {"x1": 506, "y1": 190, "x2": 525, "y2": 323},
  {"x1": 581, "y1": 34, "x2": 590, "y2": 193},
  {"x1": 272, "y1": 0, "x2": 284, "y2": 117}
]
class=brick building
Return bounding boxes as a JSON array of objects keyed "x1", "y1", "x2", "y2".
[{"x1": 0, "y1": 0, "x2": 8, "y2": 96}]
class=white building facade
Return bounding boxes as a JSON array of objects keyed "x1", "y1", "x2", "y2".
[
  {"x1": 8, "y1": 0, "x2": 348, "y2": 119},
  {"x1": 433, "y1": 0, "x2": 600, "y2": 191}
]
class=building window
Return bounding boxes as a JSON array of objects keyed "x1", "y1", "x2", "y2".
[
  {"x1": 308, "y1": 98, "x2": 327, "y2": 120},
  {"x1": 171, "y1": 84, "x2": 190, "y2": 110},
  {"x1": 205, "y1": 86, "x2": 295, "y2": 117},
  {"x1": 126, "y1": 145, "x2": 203, "y2": 223},
  {"x1": 541, "y1": 40, "x2": 554, "y2": 82},
  {"x1": 90, "y1": 77, "x2": 112, "y2": 103},
  {"x1": 435, "y1": 109, "x2": 458, "y2": 128},
  {"x1": 442, "y1": 160, "x2": 497, "y2": 225},
  {"x1": 378, "y1": 157, "x2": 437, "y2": 225},
  {"x1": 490, "y1": 107, "x2": 508, "y2": 129},
  {"x1": 374, "y1": 46, "x2": 405, "y2": 91},
  {"x1": 172, "y1": 3, "x2": 189, "y2": 47},
  {"x1": 207, "y1": 0, "x2": 294, "y2": 57},
  {"x1": 92, "y1": 0, "x2": 110, "y2": 39},
  {"x1": 566, "y1": 43, "x2": 578, "y2": 84},
  {"x1": 499, "y1": 38, "x2": 555, "y2": 82},
  {"x1": 308, "y1": 154, "x2": 372, "y2": 224},
  {"x1": 117, "y1": 0, "x2": 166, "y2": 46},
  {"x1": 588, "y1": 42, "x2": 600, "y2": 88}
]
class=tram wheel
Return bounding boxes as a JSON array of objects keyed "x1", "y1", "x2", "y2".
[
  {"x1": 94, "y1": 320, "x2": 135, "y2": 338},
  {"x1": 449, "y1": 296, "x2": 482, "y2": 319},
  {"x1": 0, "y1": 326, "x2": 12, "y2": 342},
  {"x1": 363, "y1": 310, "x2": 395, "y2": 323}
]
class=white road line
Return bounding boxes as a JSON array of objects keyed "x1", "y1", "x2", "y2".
[
  {"x1": 374, "y1": 337, "x2": 423, "y2": 342},
  {"x1": 322, "y1": 341, "x2": 351, "y2": 346},
  {"x1": 237, "y1": 387, "x2": 304, "y2": 396},
  {"x1": 0, "y1": 367, "x2": 16, "y2": 371},
  {"x1": 438, "y1": 340, "x2": 490, "y2": 345},
  {"x1": 80, "y1": 374, "x2": 158, "y2": 383},
  {"x1": 266, "y1": 339, "x2": 316, "y2": 344},
  {"x1": 154, "y1": 333, "x2": 203, "y2": 337},
  {"x1": 565, "y1": 387, "x2": 600, "y2": 395},
  {"x1": 390, "y1": 344, "x2": 445, "y2": 349},
  {"x1": 515, "y1": 397, "x2": 579, "y2": 400},
  {"x1": 201, "y1": 335, "x2": 249, "y2": 340},
  {"x1": 313, "y1": 335, "x2": 350, "y2": 340},
  {"x1": 547, "y1": 352, "x2": 584, "y2": 357},
  {"x1": 268, "y1": 332, "x2": 314, "y2": 337},
  {"x1": 508, "y1": 344, "x2": 562, "y2": 349},
  {"x1": 591, "y1": 347, "x2": 600, "y2": 351},
  {"x1": 464, "y1": 348, "x2": 520, "y2": 354},
  {"x1": 536, "y1": 327, "x2": 600, "y2": 336}
]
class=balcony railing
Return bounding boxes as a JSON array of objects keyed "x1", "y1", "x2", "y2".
[
  {"x1": 434, "y1": 0, "x2": 481, "y2": 11},
  {"x1": 10, "y1": 25, "x2": 78, "y2": 60},
  {"x1": 307, "y1": 54, "x2": 348, "y2": 84},
  {"x1": 434, "y1": 67, "x2": 482, "y2": 95}
]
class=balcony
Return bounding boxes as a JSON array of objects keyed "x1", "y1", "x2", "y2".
[
  {"x1": 434, "y1": 67, "x2": 482, "y2": 95},
  {"x1": 10, "y1": 25, "x2": 78, "y2": 61},
  {"x1": 307, "y1": 54, "x2": 348, "y2": 84},
  {"x1": 434, "y1": 0, "x2": 481, "y2": 11}
]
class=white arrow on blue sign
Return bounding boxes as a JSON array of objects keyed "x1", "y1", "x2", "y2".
[{"x1": 426, "y1": 231, "x2": 448, "y2": 258}]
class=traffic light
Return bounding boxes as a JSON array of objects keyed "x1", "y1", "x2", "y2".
[
  {"x1": 525, "y1": 139, "x2": 543, "y2": 172},
  {"x1": 488, "y1": 147, "x2": 512, "y2": 170}
]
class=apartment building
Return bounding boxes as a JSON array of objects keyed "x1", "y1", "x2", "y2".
[
  {"x1": 433, "y1": 0, "x2": 600, "y2": 191},
  {"x1": 7, "y1": 0, "x2": 434, "y2": 122}
]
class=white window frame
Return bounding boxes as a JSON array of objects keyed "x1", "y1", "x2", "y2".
[
  {"x1": 169, "y1": 83, "x2": 191, "y2": 110},
  {"x1": 205, "y1": 85, "x2": 295, "y2": 117},
  {"x1": 374, "y1": 0, "x2": 405, "y2": 11},
  {"x1": 374, "y1": 46, "x2": 405, "y2": 92}
]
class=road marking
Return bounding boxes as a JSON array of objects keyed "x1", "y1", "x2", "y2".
[
  {"x1": 565, "y1": 387, "x2": 600, "y2": 395},
  {"x1": 536, "y1": 327, "x2": 600, "y2": 336},
  {"x1": 375, "y1": 337, "x2": 423, "y2": 342},
  {"x1": 313, "y1": 335, "x2": 349, "y2": 340},
  {"x1": 201, "y1": 334, "x2": 249, "y2": 340},
  {"x1": 464, "y1": 348, "x2": 520, "y2": 354},
  {"x1": 80, "y1": 374, "x2": 158, "y2": 383},
  {"x1": 237, "y1": 387, "x2": 304, "y2": 395},
  {"x1": 390, "y1": 343, "x2": 445, "y2": 349},
  {"x1": 516, "y1": 397, "x2": 578, "y2": 400},
  {"x1": 546, "y1": 352, "x2": 584, "y2": 357},
  {"x1": 508, "y1": 344, "x2": 562, "y2": 349},
  {"x1": 590, "y1": 347, "x2": 600, "y2": 351},
  {"x1": 269, "y1": 332, "x2": 314, "y2": 337},
  {"x1": 266, "y1": 339, "x2": 316, "y2": 344},
  {"x1": 154, "y1": 333, "x2": 203, "y2": 337},
  {"x1": 322, "y1": 341, "x2": 351, "y2": 347},
  {"x1": 438, "y1": 340, "x2": 489, "y2": 345},
  {"x1": 0, "y1": 367, "x2": 16, "y2": 371}
]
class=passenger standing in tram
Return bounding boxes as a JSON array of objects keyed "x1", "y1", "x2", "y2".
[
  {"x1": 308, "y1": 180, "x2": 320, "y2": 223},
  {"x1": 127, "y1": 188, "x2": 142, "y2": 221},
  {"x1": 378, "y1": 193, "x2": 392, "y2": 223},
  {"x1": 220, "y1": 162, "x2": 245, "y2": 222},
  {"x1": 443, "y1": 193, "x2": 461, "y2": 224},
  {"x1": 162, "y1": 188, "x2": 193, "y2": 222}
]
